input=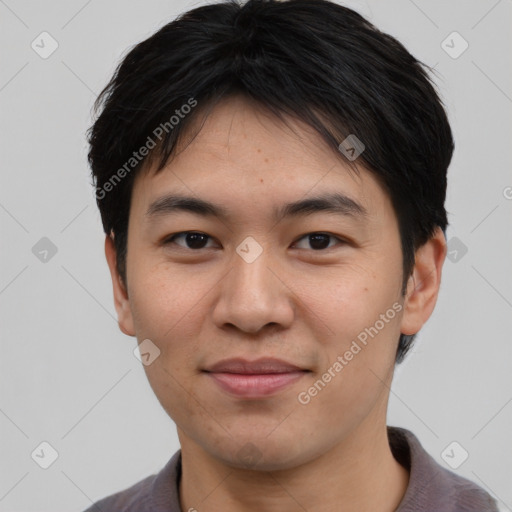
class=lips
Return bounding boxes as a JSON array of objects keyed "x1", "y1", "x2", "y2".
[
  {"x1": 204, "y1": 357, "x2": 305, "y2": 374},
  {"x1": 203, "y1": 358, "x2": 309, "y2": 398}
]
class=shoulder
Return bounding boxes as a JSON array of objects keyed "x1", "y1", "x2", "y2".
[
  {"x1": 82, "y1": 473, "x2": 157, "y2": 512},
  {"x1": 389, "y1": 427, "x2": 499, "y2": 512},
  {"x1": 82, "y1": 450, "x2": 182, "y2": 512}
]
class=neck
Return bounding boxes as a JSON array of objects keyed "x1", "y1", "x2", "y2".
[{"x1": 178, "y1": 415, "x2": 409, "y2": 512}]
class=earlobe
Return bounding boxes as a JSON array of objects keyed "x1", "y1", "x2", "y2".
[
  {"x1": 104, "y1": 235, "x2": 136, "y2": 337},
  {"x1": 400, "y1": 227, "x2": 447, "y2": 336}
]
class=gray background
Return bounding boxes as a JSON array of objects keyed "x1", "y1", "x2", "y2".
[{"x1": 1, "y1": 0, "x2": 511, "y2": 510}]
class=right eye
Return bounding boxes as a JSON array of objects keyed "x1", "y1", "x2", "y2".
[{"x1": 163, "y1": 231, "x2": 218, "y2": 250}]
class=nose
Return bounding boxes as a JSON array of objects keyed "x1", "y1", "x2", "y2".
[{"x1": 211, "y1": 245, "x2": 295, "y2": 335}]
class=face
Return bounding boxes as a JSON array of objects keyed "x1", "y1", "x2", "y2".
[{"x1": 108, "y1": 95, "x2": 431, "y2": 471}]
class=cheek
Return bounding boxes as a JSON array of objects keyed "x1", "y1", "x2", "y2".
[
  {"x1": 297, "y1": 324, "x2": 400, "y2": 442},
  {"x1": 297, "y1": 262, "x2": 397, "y2": 340},
  {"x1": 295, "y1": 266, "x2": 401, "y2": 409},
  {"x1": 129, "y1": 262, "x2": 204, "y2": 335},
  {"x1": 127, "y1": 268, "x2": 208, "y2": 426},
  {"x1": 327, "y1": 282, "x2": 402, "y2": 372},
  {"x1": 127, "y1": 264, "x2": 214, "y2": 401}
]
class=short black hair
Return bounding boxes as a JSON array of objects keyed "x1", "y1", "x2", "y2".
[{"x1": 87, "y1": 0, "x2": 454, "y2": 363}]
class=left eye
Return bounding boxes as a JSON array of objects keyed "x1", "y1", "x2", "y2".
[
  {"x1": 164, "y1": 231, "x2": 344, "y2": 251},
  {"x1": 293, "y1": 232, "x2": 343, "y2": 250}
]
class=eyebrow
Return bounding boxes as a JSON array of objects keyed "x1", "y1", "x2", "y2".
[{"x1": 146, "y1": 192, "x2": 368, "y2": 222}]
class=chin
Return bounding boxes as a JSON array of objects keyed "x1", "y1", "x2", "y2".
[{"x1": 213, "y1": 434, "x2": 313, "y2": 472}]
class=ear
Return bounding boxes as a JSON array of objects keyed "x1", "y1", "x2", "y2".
[
  {"x1": 104, "y1": 235, "x2": 136, "y2": 337},
  {"x1": 400, "y1": 227, "x2": 447, "y2": 336}
]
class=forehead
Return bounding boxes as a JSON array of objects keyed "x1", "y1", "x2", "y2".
[{"x1": 131, "y1": 96, "x2": 394, "y2": 226}]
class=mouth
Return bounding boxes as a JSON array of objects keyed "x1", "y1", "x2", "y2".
[{"x1": 202, "y1": 358, "x2": 310, "y2": 398}]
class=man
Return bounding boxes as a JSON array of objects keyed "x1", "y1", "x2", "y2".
[{"x1": 85, "y1": 0, "x2": 499, "y2": 510}]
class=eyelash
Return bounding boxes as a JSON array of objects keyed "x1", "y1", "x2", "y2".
[{"x1": 163, "y1": 231, "x2": 347, "y2": 252}]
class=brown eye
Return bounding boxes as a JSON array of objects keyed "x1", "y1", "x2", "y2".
[
  {"x1": 165, "y1": 232, "x2": 214, "y2": 250},
  {"x1": 293, "y1": 233, "x2": 343, "y2": 251}
]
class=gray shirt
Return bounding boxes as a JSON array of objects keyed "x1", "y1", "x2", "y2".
[{"x1": 84, "y1": 427, "x2": 499, "y2": 511}]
